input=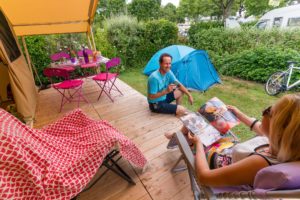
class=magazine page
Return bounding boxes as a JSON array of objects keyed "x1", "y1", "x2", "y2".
[
  {"x1": 180, "y1": 112, "x2": 222, "y2": 146},
  {"x1": 198, "y1": 97, "x2": 240, "y2": 134}
]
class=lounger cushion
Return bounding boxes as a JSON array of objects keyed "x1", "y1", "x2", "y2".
[{"x1": 254, "y1": 161, "x2": 300, "y2": 190}]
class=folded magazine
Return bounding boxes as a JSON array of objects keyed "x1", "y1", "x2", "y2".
[{"x1": 180, "y1": 97, "x2": 239, "y2": 146}]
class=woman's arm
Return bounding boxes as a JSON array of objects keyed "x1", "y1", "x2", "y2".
[
  {"x1": 227, "y1": 105, "x2": 265, "y2": 136},
  {"x1": 189, "y1": 133, "x2": 269, "y2": 187}
]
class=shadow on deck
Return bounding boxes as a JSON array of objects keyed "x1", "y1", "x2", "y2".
[{"x1": 34, "y1": 79, "x2": 193, "y2": 200}]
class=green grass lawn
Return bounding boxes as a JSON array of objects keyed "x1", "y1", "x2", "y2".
[{"x1": 119, "y1": 67, "x2": 280, "y2": 141}]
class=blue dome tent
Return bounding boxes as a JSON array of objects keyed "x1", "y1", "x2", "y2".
[
  {"x1": 143, "y1": 45, "x2": 221, "y2": 91},
  {"x1": 143, "y1": 45, "x2": 195, "y2": 76}
]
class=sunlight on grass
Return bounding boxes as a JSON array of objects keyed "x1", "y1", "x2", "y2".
[{"x1": 119, "y1": 68, "x2": 280, "y2": 141}]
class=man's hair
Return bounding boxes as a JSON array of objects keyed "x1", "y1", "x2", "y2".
[
  {"x1": 159, "y1": 53, "x2": 172, "y2": 64},
  {"x1": 269, "y1": 94, "x2": 300, "y2": 162}
]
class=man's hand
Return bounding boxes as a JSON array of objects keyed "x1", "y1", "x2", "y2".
[
  {"x1": 166, "y1": 84, "x2": 177, "y2": 93},
  {"x1": 188, "y1": 94, "x2": 194, "y2": 105}
]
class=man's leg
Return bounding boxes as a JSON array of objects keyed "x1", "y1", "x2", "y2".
[
  {"x1": 174, "y1": 89, "x2": 183, "y2": 105},
  {"x1": 166, "y1": 90, "x2": 186, "y2": 116},
  {"x1": 149, "y1": 101, "x2": 177, "y2": 114}
]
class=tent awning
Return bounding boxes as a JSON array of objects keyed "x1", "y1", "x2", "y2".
[{"x1": 0, "y1": 0, "x2": 98, "y2": 36}]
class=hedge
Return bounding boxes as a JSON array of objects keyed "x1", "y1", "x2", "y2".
[
  {"x1": 189, "y1": 28, "x2": 300, "y2": 56},
  {"x1": 188, "y1": 27, "x2": 300, "y2": 82},
  {"x1": 102, "y1": 16, "x2": 178, "y2": 68},
  {"x1": 218, "y1": 47, "x2": 300, "y2": 82}
]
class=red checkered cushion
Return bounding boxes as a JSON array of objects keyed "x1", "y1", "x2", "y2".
[{"x1": 0, "y1": 109, "x2": 146, "y2": 199}]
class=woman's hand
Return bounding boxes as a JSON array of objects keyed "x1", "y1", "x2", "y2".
[
  {"x1": 227, "y1": 105, "x2": 242, "y2": 119},
  {"x1": 188, "y1": 132, "x2": 202, "y2": 145}
]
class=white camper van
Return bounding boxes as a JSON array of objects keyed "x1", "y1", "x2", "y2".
[{"x1": 256, "y1": 4, "x2": 300, "y2": 29}]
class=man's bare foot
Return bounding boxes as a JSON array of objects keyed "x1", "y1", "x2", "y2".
[
  {"x1": 175, "y1": 105, "x2": 187, "y2": 116},
  {"x1": 164, "y1": 132, "x2": 174, "y2": 140}
]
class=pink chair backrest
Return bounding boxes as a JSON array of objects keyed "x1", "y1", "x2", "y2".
[
  {"x1": 77, "y1": 49, "x2": 93, "y2": 57},
  {"x1": 43, "y1": 68, "x2": 70, "y2": 80},
  {"x1": 105, "y1": 57, "x2": 121, "y2": 70},
  {"x1": 50, "y1": 52, "x2": 70, "y2": 61}
]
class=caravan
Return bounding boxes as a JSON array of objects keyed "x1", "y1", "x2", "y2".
[{"x1": 256, "y1": 4, "x2": 300, "y2": 29}]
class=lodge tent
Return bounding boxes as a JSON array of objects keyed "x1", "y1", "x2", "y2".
[
  {"x1": 143, "y1": 45, "x2": 221, "y2": 91},
  {"x1": 0, "y1": 0, "x2": 98, "y2": 124},
  {"x1": 0, "y1": 9, "x2": 37, "y2": 123}
]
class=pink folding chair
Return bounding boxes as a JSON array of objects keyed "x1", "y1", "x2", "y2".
[
  {"x1": 92, "y1": 57, "x2": 123, "y2": 102},
  {"x1": 43, "y1": 68, "x2": 88, "y2": 112},
  {"x1": 50, "y1": 52, "x2": 70, "y2": 62},
  {"x1": 80, "y1": 62, "x2": 98, "y2": 77}
]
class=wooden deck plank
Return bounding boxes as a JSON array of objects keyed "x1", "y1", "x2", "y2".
[
  {"x1": 34, "y1": 79, "x2": 193, "y2": 200},
  {"x1": 79, "y1": 160, "x2": 148, "y2": 200}
]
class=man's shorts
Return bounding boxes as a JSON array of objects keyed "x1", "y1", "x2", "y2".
[{"x1": 149, "y1": 92, "x2": 177, "y2": 114}]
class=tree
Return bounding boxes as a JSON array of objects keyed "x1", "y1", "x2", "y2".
[
  {"x1": 161, "y1": 3, "x2": 178, "y2": 22},
  {"x1": 128, "y1": 0, "x2": 161, "y2": 21},
  {"x1": 244, "y1": 0, "x2": 272, "y2": 16},
  {"x1": 244, "y1": 0, "x2": 298, "y2": 16},
  {"x1": 94, "y1": 0, "x2": 127, "y2": 26},
  {"x1": 177, "y1": 0, "x2": 197, "y2": 20},
  {"x1": 177, "y1": 0, "x2": 223, "y2": 21},
  {"x1": 211, "y1": 0, "x2": 236, "y2": 25}
]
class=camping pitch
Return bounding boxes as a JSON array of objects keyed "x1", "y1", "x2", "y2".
[{"x1": 143, "y1": 45, "x2": 221, "y2": 92}]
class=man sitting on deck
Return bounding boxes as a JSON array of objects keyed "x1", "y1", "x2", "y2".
[{"x1": 147, "y1": 53, "x2": 193, "y2": 115}]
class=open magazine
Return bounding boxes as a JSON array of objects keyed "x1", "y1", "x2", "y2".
[{"x1": 180, "y1": 97, "x2": 239, "y2": 146}]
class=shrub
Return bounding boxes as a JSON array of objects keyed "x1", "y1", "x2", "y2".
[
  {"x1": 189, "y1": 28, "x2": 300, "y2": 56},
  {"x1": 188, "y1": 21, "x2": 223, "y2": 44},
  {"x1": 188, "y1": 28, "x2": 300, "y2": 82},
  {"x1": 140, "y1": 19, "x2": 178, "y2": 61},
  {"x1": 45, "y1": 34, "x2": 87, "y2": 55},
  {"x1": 24, "y1": 36, "x2": 51, "y2": 85},
  {"x1": 219, "y1": 47, "x2": 300, "y2": 82},
  {"x1": 94, "y1": 28, "x2": 115, "y2": 58},
  {"x1": 240, "y1": 20, "x2": 258, "y2": 29},
  {"x1": 105, "y1": 15, "x2": 143, "y2": 68}
]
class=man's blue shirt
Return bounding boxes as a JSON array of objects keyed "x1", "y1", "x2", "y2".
[{"x1": 147, "y1": 70, "x2": 179, "y2": 103}]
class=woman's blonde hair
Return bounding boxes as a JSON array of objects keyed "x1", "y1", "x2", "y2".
[{"x1": 269, "y1": 94, "x2": 300, "y2": 162}]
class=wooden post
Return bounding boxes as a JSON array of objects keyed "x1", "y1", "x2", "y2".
[
  {"x1": 90, "y1": 26, "x2": 97, "y2": 51},
  {"x1": 86, "y1": 33, "x2": 92, "y2": 50}
]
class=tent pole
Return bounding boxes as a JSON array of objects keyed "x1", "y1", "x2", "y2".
[
  {"x1": 21, "y1": 37, "x2": 42, "y2": 87},
  {"x1": 90, "y1": 26, "x2": 96, "y2": 51},
  {"x1": 21, "y1": 36, "x2": 33, "y2": 74},
  {"x1": 86, "y1": 33, "x2": 92, "y2": 50}
]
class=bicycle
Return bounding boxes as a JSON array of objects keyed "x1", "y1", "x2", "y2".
[{"x1": 265, "y1": 61, "x2": 300, "y2": 96}]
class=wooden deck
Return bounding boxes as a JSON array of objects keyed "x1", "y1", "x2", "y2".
[{"x1": 34, "y1": 79, "x2": 193, "y2": 200}]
